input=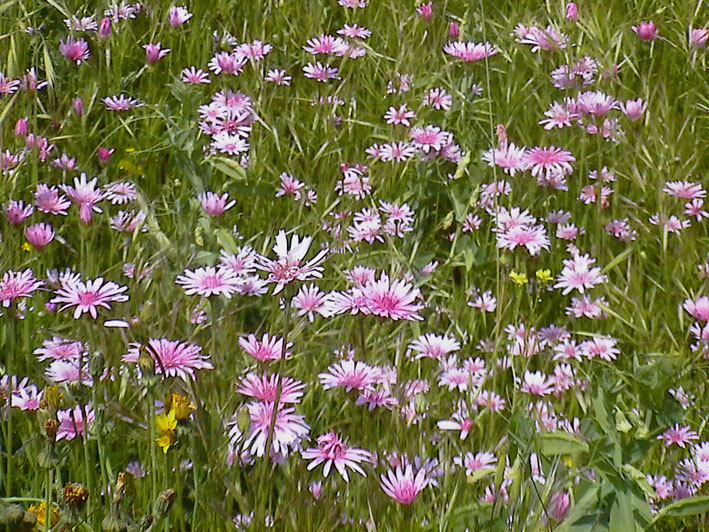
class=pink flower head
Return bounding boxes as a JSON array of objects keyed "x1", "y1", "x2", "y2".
[
  {"x1": 181, "y1": 67, "x2": 210, "y2": 84},
  {"x1": 523, "y1": 146, "x2": 575, "y2": 179},
  {"x1": 416, "y1": 2, "x2": 433, "y2": 20},
  {"x1": 293, "y1": 284, "x2": 329, "y2": 321},
  {"x1": 24, "y1": 222, "x2": 54, "y2": 249},
  {"x1": 3, "y1": 200, "x2": 33, "y2": 225},
  {"x1": 168, "y1": 6, "x2": 192, "y2": 26},
  {"x1": 361, "y1": 273, "x2": 424, "y2": 321},
  {"x1": 520, "y1": 370, "x2": 554, "y2": 396},
  {"x1": 14, "y1": 118, "x2": 27, "y2": 137},
  {"x1": 50, "y1": 276, "x2": 129, "y2": 319},
  {"x1": 239, "y1": 333, "x2": 292, "y2": 363},
  {"x1": 236, "y1": 373, "x2": 304, "y2": 403},
  {"x1": 0, "y1": 269, "x2": 43, "y2": 307},
  {"x1": 620, "y1": 98, "x2": 646, "y2": 121},
  {"x1": 690, "y1": 28, "x2": 709, "y2": 48},
  {"x1": 684, "y1": 296, "x2": 709, "y2": 321},
  {"x1": 234, "y1": 402, "x2": 309, "y2": 458},
  {"x1": 57, "y1": 405, "x2": 94, "y2": 441},
  {"x1": 554, "y1": 253, "x2": 607, "y2": 295},
  {"x1": 658, "y1": 424, "x2": 699, "y2": 448},
  {"x1": 632, "y1": 21, "x2": 658, "y2": 41},
  {"x1": 565, "y1": 2, "x2": 578, "y2": 21},
  {"x1": 549, "y1": 492, "x2": 571, "y2": 520},
  {"x1": 319, "y1": 359, "x2": 381, "y2": 392},
  {"x1": 449, "y1": 21, "x2": 459, "y2": 37},
  {"x1": 60, "y1": 36, "x2": 90, "y2": 64},
  {"x1": 408, "y1": 333, "x2": 460, "y2": 360},
  {"x1": 72, "y1": 97, "x2": 84, "y2": 116},
  {"x1": 443, "y1": 41, "x2": 498, "y2": 62},
  {"x1": 98, "y1": 147, "x2": 115, "y2": 162},
  {"x1": 176, "y1": 266, "x2": 242, "y2": 298},
  {"x1": 380, "y1": 465, "x2": 428, "y2": 505},
  {"x1": 143, "y1": 42, "x2": 170, "y2": 64},
  {"x1": 98, "y1": 17, "x2": 111, "y2": 38},
  {"x1": 255, "y1": 230, "x2": 328, "y2": 294},
  {"x1": 302, "y1": 432, "x2": 372, "y2": 482},
  {"x1": 198, "y1": 191, "x2": 236, "y2": 217},
  {"x1": 142, "y1": 338, "x2": 213, "y2": 380}
]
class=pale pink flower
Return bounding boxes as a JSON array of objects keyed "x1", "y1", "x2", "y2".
[
  {"x1": 520, "y1": 371, "x2": 554, "y2": 396},
  {"x1": 176, "y1": 266, "x2": 242, "y2": 298},
  {"x1": 265, "y1": 69, "x2": 292, "y2": 85},
  {"x1": 454, "y1": 452, "x2": 497, "y2": 474},
  {"x1": 239, "y1": 333, "x2": 292, "y2": 363},
  {"x1": 579, "y1": 336, "x2": 619, "y2": 361},
  {"x1": 60, "y1": 37, "x2": 90, "y2": 64},
  {"x1": 497, "y1": 224, "x2": 550, "y2": 256},
  {"x1": 198, "y1": 191, "x2": 236, "y2": 217},
  {"x1": 554, "y1": 253, "x2": 607, "y2": 295},
  {"x1": 181, "y1": 67, "x2": 210, "y2": 84},
  {"x1": 3, "y1": 200, "x2": 33, "y2": 225},
  {"x1": 50, "y1": 276, "x2": 129, "y2": 319},
  {"x1": 361, "y1": 273, "x2": 424, "y2": 321},
  {"x1": 523, "y1": 146, "x2": 575, "y2": 179},
  {"x1": 57, "y1": 405, "x2": 94, "y2": 441},
  {"x1": 337, "y1": 24, "x2": 371, "y2": 39},
  {"x1": 302, "y1": 432, "x2": 372, "y2": 482},
  {"x1": 319, "y1": 360, "x2": 381, "y2": 392},
  {"x1": 443, "y1": 41, "x2": 498, "y2": 62},
  {"x1": 293, "y1": 284, "x2": 329, "y2": 321},
  {"x1": 408, "y1": 333, "x2": 460, "y2": 360},
  {"x1": 237, "y1": 402, "x2": 309, "y2": 457},
  {"x1": 102, "y1": 94, "x2": 144, "y2": 112},
  {"x1": 0, "y1": 269, "x2": 43, "y2": 307},
  {"x1": 384, "y1": 104, "x2": 416, "y2": 126},
  {"x1": 168, "y1": 6, "x2": 192, "y2": 26},
  {"x1": 620, "y1": 98, "x2": 646, "y2": 121},
  {"x1": 380, "y1": 465, "x2": 428, "y2": 505},
  {"x1": 565, "y1": 3, "x2": 578, "y2": 21},
  {"x1": 690, "y1": 28, "x2": 709, "y2": 48},
  {"x1": 122, "y1": 338, "x2": 213, "y2": 380},
  {"x1": 143, "y1": 42, "x2": 170, "y2": 64},
  {"x1": 684, "y1": 296, "x2": 709, "y2": 321},
  {"x1": 423, "y1": 87, "x2": 452, "y2": 110},
  {"x1": 658, "y1": 424, "x2": 699, "y2": 448},
  {"x1": 632, "y1": 21, "x2": 658, "y2": 41},
  {"x1": 24, "y1": 222, "x2": 54, "y2": 249},
  {"x1": 207, "y1": 52, "x2": 246, "y2": 76},
  {"x1": 514, "y1": 24, "x2": 567, "y2": 52},
  {"x1": 663, "y1": 181, "x2": 705, "y2": 199},
  {"x1": 302, "y1": 62, "x2": 340, "y2": 82},
  {"x1": 481, "y1": 143, "x2": 526, "y2": 175},
  {"x1": 34, "y1": 336, "x2": 84, "y2": 362},
  {"x1": 303, "y1": 34, "x2": 348, "y2": 55},
  {"x1": 236, "y1": 373, "x2": 304, "y2": 403}
]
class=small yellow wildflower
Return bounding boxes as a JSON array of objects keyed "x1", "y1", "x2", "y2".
[
  {"x1": 22, "y1": 241, "x2": 32, "y2": 252},
  {"x1": 535, "y1": 269, "x2": 553, "y2": 284},
  {"x1": 168, "y1": 393, "x2": 196, "y2": 422},
  {"x1": 155, "y1": 408, "x2": 177, "y2": 454},
  {"x1": 28, "y1": 501, "x2": 60, "y2": 527},
  {"x1": 510, "y1": 271, "x2": 528, "y2": 285}
]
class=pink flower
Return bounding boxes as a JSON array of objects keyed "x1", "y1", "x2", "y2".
[
  {"x1": 265, "y1": 69, "x2": 292, "y2": 86},
  {"x1": 34, "y1": 336, "x2": 84, "y2": 362},
  {"x1": 143, "y1": 42, "x2": 170, "y2": 64},
  {"x1": 60, "y1": 37, "x2": 90, "y2": 64},
  {"x1": 72, "y1": 97, "x2": 84, "y2": 116},
  {"x1": 168, "y1": 6, "x2": 192, "y2": 26},
  {"x1": 524, "y1": 146, "x2": 575, "y2": 179},
  {"x1": 416, "y1": 2, "x2": 433, "y2": 20},
  {"x1": 239, "y1": 333, "x2": 292, "y2": 363},
  {"x1": 293, "y1": 284, "x2": 329, "y2": 321},
  {"x1": 520, "y1": 371, "x2": 554, "y2": 396},
  {"x1": 14, "y1": 118, "x2": 27, "y2": 137},
  {"x1": 3, "y1": 200, "x2": 33, "y2": 225},
  {"x1": 549, "y1": 492, "x2": 571, "y2": 520},
  {"x1": 303, "y1": 34, "x2": 348, "y2": 55},
  {"x1": 481, "y1": 143, "x2": 527, "y2": 176},
  {"x1": 176, "y1": 266, "x2": 242, "y2": 298},
  {"x1": 0, "y1": 269, "x2": 43, "y2": 308},
  {"x1": 448, "y1": 21, "x2": 459, "y2": 37},
  {"x1": 302, "y1": 432, "x2": 372, "y2": 482},
  {"x1": 135, "y1": 338, "x2": 213, "y2": 380},
  {"x1": 361, "y1": 273, "x2": 424, "y2": 321},
  {"x1": 255, "y1": 230, "x2": 328, "y2": 294},
  {"x1": 443, "y1": 41, "x2": 498, "y2": 62},
  {"x1": 684, "y1": 296, "x2": 709, "y2": 321},
  {"x1": 98, "y1": 17, "x2": 111, "y2": 38},
  {"x1": 496, "y1": 224, "x2": 550, "y2": 256},
  {"x1": 620, "y1": 98, "x2": 646, "y2": 121},
  {"x1": 565, "y1": 2, "x2": 578, "y2": 22},
  {"x1": 658, "y1": 424, "x2": 699, "y2": 448},
  {"x1": 380, "y1": 465, "x2": 428, "y2": 505},
  {"x1": 632, "y1": 21, "x2": 658, "y2": 41},
  {"x1": 198, "y1": 191, "x2": 236, "y2": 217},
  {"x1": 408, "y1": 333, "x2": 460, "y2": 360},
  {"x1": 102, "y1": 94, "x2": 144, "y2": 112},
  {"x1": 319, "y1": 360, "x2": 381, "y2": 392},
  {"x1": 24, "y1": 222, "x2": 54, "y2": 249},
  {"x1": 554, "y1": 253, "x2": 607, "y2": 295},
  {"x1": 454, "y1": 452, "x2": 497, "y2": 474},
  {"x1": 690, "y1": 28, "x2": 709, "y2": 48},
  {"x1": 236, "y1": 402, "x2": 309, "y2": 458},
  {"x1": 181, "y1": 67, "x2": 210, "y2": 84},
  {"x1": 60, "y1": 173, "x2": 105, "y2": 224},
  {"x1": 302, "y1": 62, "x2": 340, "y2": 82},
  {"x1": 663, "y1": 181, "x2": 705, "y2": 199},
  {"x1": 50, "y1": 276, "x2": 129, "y2": 319},
  {"x1": 207, "y1": 52, "x2": 246, "y2": 76},
  {"x1": 57, "y1": 405, "x2": 94, "y2": 441},
  {"x1": 236, "y1": 373, "x2": 304, "y2": 403}
]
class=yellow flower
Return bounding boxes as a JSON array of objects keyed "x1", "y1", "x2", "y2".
[
  {"x1": 510, "y1": 271, "x2": 528, "y2": 285},
  {"x1": 535, "y1": 269, "x2": 553, "y2": 284},
  {"x1": 22, "y1": 241, "x2": 32, "y2": 252},
  {"x1": 155, "y1": 409, "x2": 177, "y2": 454},
  {"x1": 28, "y1": 501, "x2": 60, "y2": 527},
  {"x1": 168, "y1": 393, "x2": 196, "y2": 422}
]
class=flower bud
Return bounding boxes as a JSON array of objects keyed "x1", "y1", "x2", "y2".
[
  {"x1": 14, "y1": 118, "x2": 28, "y2": 137},
  {"x1": 72, "y1": 97, "x2": 84, "y2": 117},
  {"x1": 153, "y1": 489, "x2": 176, "y2": 520},
  {"x1": 565, "y1": 2, "x2": 578, "y2": 22},
  {"x1": 99, "y1": 17, "x2": 112, "y2": 38}
]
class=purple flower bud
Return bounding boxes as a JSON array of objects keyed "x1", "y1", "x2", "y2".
[
  {"x1": 565, "y1": 2, "x2": 578, "y2": 22},
  {"x1": 99, "y1": 17, "x2": 112, "y2": 38},
  {"x1": 72, "y1": 97, "x2": 84, "y2": 117},
  {"x1": 14, "y1": 118, "x2": 28, "y2": 137},
  {"x1": 448, "y1": 22, "x2": 459, "y2": 38}
]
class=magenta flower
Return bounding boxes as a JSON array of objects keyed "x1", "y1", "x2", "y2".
[
  {"x1": 176, "y1": 266, "x2": 242, "y2": 298},
  {"x1": 318, "y1": 360, "x2": 381, "y2": 392},
  {"x1": 236, "y1": 373, "x2": 304, "y2": 403},
  {"x1": 24, "y1": 222, "x2": 54, "y2": 249},
  {"x1": 523, "y1": 146, "x2": 575, "y2": 180},
  {"x1": 255, "y1": 230, "x2": 328, "y2": 294},
  {"x1": 690, "y1": 28, "x2": 709, "y2": 48},
  {"x1": 102, "y1": 94, "x2": 144, "y2": 112},
  {"x1": 684, "y1": 296, "x2": 709, "y2": 321},
  {"x1": 292, "y1": 284, "x2": 329, "y2": 322},
  {"x1": 98, "y1": 147, "x2": 115, "y2": 162},
  {"x1": 60, "y1": 173, "x2": 105, "y2": 224},
  {"x1": 380, "y1": 465, "x2": 428, "y2": 505},
  {"x1": 133, "y1": 338, "x2": 213, "y2": 380},
  {"x1": 0, "y1": 269, "x2": 43, "y2": 308},
  {"x1": 198, "y1": 191, "x2": 236, "y2": 217},
  {"x1": 658, "y1": 424, "x2": 699, "y2": 448},
  {"x1": 632, "y1": 21, "x2": 658, "y2": 41},
  {"x1": 143, "y1": 42, "x2": 170, "y2": 64},
  {"x1": 0, "y1": 72, "x2": 20, "y2": 98},
  {"x1": 57, "y1": 405, "x2": 94, "y2": 441},
  {"x1": 444, "y1": 41, "x2": 498, "y2": 62},
  {"x1": 3, "y1": 200, "x2": 33, "y2": 225},
  {"x1": 60, "y1": 36, "x2": 90, "y2": 64},
  {"x1": 302, "y1": 62, "x2": 340, "y2": 82},
  {"x1": 565, "y1": 2, "x2": 578, "y2": 21},
  {"x1": 238, "y1": 402, "x2": 309, "y2": 457},
  {"x1": 416, "y1": 2, "x2": 433, "y2": 20},
  {"x1": 207, "y1": 52, "x2": 246, "y2": 76},
  {"x1": 50, "y1": 276, "x2": 129, "y2": 319},
  {"x1": 361, "y1": 273, "x2": 424, "y2": 321},
  {"x1": 302, "y1": 432, "x2": 372, "y2": 482},
  {"x1": 98, "y1": 17, "x2": 111, "y2": 38},
  {"x1": 239, "y1": 333, "x2": 292, "y2": 363},
  {"x1": 620, "y1": 98, "x2": 646, "y2": 121},
  {"x1": 303, "y1": 34, "x2": 348, "y2": 55}
]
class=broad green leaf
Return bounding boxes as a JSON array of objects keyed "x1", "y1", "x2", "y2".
[
  {"x1": 207, "y1": 157, "x2": 247, "y2": 181},
  {"x1": 663, "y1": 495, "x2": 709, "y2": 517},
  {"x1": 609, "y1": 492, "x2": 635, "y2": 532},
  {"x1": 466, "y1": 467, "x2": 495, "y2": 484},
  {"x1": 539, "y1": 432, "x2": 589, "y2": 456}
]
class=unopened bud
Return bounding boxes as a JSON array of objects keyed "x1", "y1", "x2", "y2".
[{"x1": 153, "y1": 489, "x2": 176, "y2": 520}]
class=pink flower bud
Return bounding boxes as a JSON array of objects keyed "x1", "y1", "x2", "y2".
[
  {"x1": 25, "y1": 133, "x2": 36, "y2": 150},
  {"x1": 690, "y1": 28, "x2": 709, "y2": 49},
  {"x1": 98, "y1": 147, "x2": 115, "y2": 162},
  {"x1": 79, "y1": 202, "x2": 94, "y2": 225},
  {"x1": 620, "y1": 98, "x2": 646, "y2": 121},
  {"x1": 14, "y1": 118, "x2": 28, "y2": 137},
  {"x1": 549, "y1": 492, "x2": 570, "y2": 521},
  {"x1": 448, "y1": 21, "x2": 459, "y2": 38},
  {"x1": 99, "y1": 17, "x2": 112, "y2": 38},
  {"x1": 72, "y1": 97, "x2": 84, "y2": 117},
  {"x1": 416, "y1": 2, "x2": 433, "y2": 20},
  {"x1": 565, "y1": 2, "x2": 578, "y2": 22},
  {"x1": 143, "y1": 42, "x2": 170, "y2": 64},
  {"x1": 632, "y1": 21, "x2": 658, "y2": 42},
  {"x1": 25, "y1": 222, "x2": 54, "y2": 249}
]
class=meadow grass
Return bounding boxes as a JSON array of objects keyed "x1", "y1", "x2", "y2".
[{"x1": 1, "y1": 0, "x2": 709, "y2": 530}]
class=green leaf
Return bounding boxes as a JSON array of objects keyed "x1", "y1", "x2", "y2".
[
  {"x1": 451, "y1": 150, "x2": 470, "y2": 180},
  {"x1": 663, "y1": 495, "x2": 709, "y2": 517},
  {"x1": 609, "y1": 492, "x2": 635, "y2": 532},
  {"x1": 207, "y1": 157, "x2": 247, "y2": 181},
  {"x1": 539, "y1": 432, "x2": 589, "y2": 456},
  {"x1": 466, "y1": 467, "x2": 495, "y2": 484}
]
